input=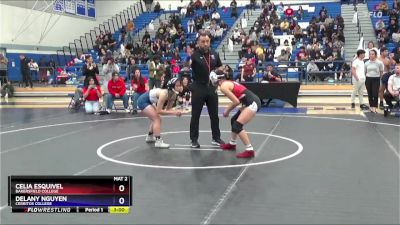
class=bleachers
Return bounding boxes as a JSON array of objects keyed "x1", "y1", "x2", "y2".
[
  {"x1": 234, "y1": 2, "x2": 342, "y2": 82},
  {"x1": 131, "y1": 7, "x2": 244, "y2": 79},
  {"x1": 367, "y1": 0, "x2": 398, "y2": 53}
]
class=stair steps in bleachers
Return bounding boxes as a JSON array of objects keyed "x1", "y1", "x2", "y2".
[
  {"x1": 218, "y1": 8, "x2": 262, "y2": 70},
  {"x1": 342, "y1": 3, "x2": 376, "y2": 61}
]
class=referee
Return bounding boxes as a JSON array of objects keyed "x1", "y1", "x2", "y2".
[{"x1": 190, "y1": 30, "x2": 225, "y2": 148}]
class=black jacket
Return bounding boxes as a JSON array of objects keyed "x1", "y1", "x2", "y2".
[
  {"x1": 191, "y1": 49, "x2": 222, "y2": 85},
  {"x1": 20, "y1": 57, "x2": 30, "y2": 74}
]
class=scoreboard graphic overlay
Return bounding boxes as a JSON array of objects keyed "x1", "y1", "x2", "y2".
[{"x1": 8, "y1": 176, "x2": 132, "y2": 213}]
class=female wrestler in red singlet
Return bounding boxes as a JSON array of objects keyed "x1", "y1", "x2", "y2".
[{"x1": 210, "y1": 72, "x2": 261, "y2": 158}]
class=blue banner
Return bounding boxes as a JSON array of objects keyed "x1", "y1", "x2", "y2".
[
  {"x1": 64, "y1": 0, "x2": 76, "y2": 14},
  {"x1": 53, "y1": 0, "x2": 65, "y2": 13},
  {"x1": 76, "y1": 0, "x2": 86, "y2": 16},
  {"x1": 87, "y1": 0, "x2": 95, "y2": 18}
]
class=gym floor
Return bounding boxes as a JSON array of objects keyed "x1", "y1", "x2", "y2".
[{"x1": 0, "y1": 108, "x2": 399, "y2": 224}]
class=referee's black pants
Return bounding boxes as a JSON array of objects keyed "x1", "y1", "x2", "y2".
[{"x1": 190, "y1": 82, "x2": 221, "y2": 142}]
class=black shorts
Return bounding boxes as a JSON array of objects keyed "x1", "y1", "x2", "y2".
[{"x1": 240, "y1": 89, "x2": 261, "y2": 112}]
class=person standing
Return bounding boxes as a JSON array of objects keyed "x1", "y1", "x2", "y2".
[
  {"x1": 0, "y1": 54, "x2": 8, "y2": 85},
  {"x1": 364, "y1": 49, "x2": 384, "y2": 113},
  {"x1": 190, "y1": 30, "x2": 225, "y2": 148},
  {"x1": 82, "y1": 55, "x2": 99, "y2": 81},
  {"x1": 378, "y1": 47, "x2": 390, "y2": 109},
  {"x1": 19, "y1": 54, "x2": 32, "y2": 88},
  {"x1": 351, "y1": 50, "x2": 368, "y2": 110}
]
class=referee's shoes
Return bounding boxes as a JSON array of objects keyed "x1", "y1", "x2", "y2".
[{"x1": 191, "y1": 139, "x2": 225, "y2": 148}]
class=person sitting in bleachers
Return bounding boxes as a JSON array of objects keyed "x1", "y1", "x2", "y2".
[
  {"x1": 106, "y1": 72, "x2": 129, "y2": 113},
  {"x1": 277, "y1": 48, "x2": 290, "y2": 62},
  {"x1": 378, "y1": 29, "x2": 390, "y2": 47},
  {"x1": 265, "y1": 45, "x2": 275, "y2": 62},
  {"x1": 241, "y1": 58, "x2": 256, "y2": 82},
  {"x1": 131, "y1": 68, "x2": 149, "y2": 114},
  {"x1": 231, "y1": 27, "x2": 241, "y2": 44},
  {"x1": 280, "y1": 19, "x2": 290, "y2": 34},
  {"x1": 306, "y1": 59, "x2": 321, "y2": 81},
  {"x1": 142, "y1": 31, "x2": 151, "y2": 45},
  {"x1": 384, "y1": 64, "x2": 400, "y2": 108},
  {"x1": 192, "y1": 0, "x2": 201, "y2": 9},
  {"x1": 211, "y1": 10, "x2": 221, "y2": 23},
  {"x1": 244, "y1": 47, "x2": 255, "y2": 61},
  {"x1": 392, "y1": 27, "x2": 400, "y2": 42},
  {"x1": 296, "y1": 5, "x2": 304, "y2": 20},
  {"x1": 388, "y1": 19, "x2": 399, "y2": 36},
  {"x1": 255, "y1": 44, "x2": 265, "y2": 63},
  {"x1": 378, "y1": 0, "x2": 389, "y2": 15},
  {"x1": 375, "y1": 19, "x2": 386, "y2": 35},
  {"x1": 263, "y1": 64, "x2": 282, "y2": 82},
  {"x1": 284, "y1": 6, "x2": 294, "y2": 19}
]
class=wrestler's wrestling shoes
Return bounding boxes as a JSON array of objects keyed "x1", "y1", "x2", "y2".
[
  {"x1": 220, "y1": 143, "x2": 236, "y2": 151},
  {"x1": 236, "y1": 150, "x2": 255, "y2": 158}
]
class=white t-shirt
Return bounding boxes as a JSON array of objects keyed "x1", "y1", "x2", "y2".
[
  {"x1": 352, "y1": 58, "x2": 365, "y2": 81},
  {"x1": 388, "y1": 74, "x2": 400, "y2": 92}
]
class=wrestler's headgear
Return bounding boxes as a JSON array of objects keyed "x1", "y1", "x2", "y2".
[
  {"x1": 209, "y1": 71, "x2": 225, "y2": 85},
  {"x1": 167, "y1": 77, "x2": 181, "y2": 94}
]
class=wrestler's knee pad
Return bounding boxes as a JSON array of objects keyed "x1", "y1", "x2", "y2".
[{"x1": 232, "y1": 121, "x2": 243, "y2": 134}]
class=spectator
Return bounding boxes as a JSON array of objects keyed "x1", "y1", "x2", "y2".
[
  {"x1": 19, "y1": 54, "x2": 32, "y2": 88},
  {"x1": 384, "y1": 64, "x2": 400, "y2": 108},
  {"x1": 126, "y1": 19, "x2": 135, "y2": 44},
  {"x1": 364, "y1": 41, "x2": 380, "y2": 59},
  {"x1": 154, "y1": 1, "x2": 161, "y2": 13},
  {"x1": 296, "y1": 5, "x2": 304, "y2": 20},
  {"x1": 142, "y1": 31, "x2": 151, "y2": 44},
  {"x1": 293, "y1": 25, "x2": 303, "y2": 41},
  {"x1": 126, "y1": 58, "x2": 138, "y2": 81},
  {"x1": 187, "y1": 18, "x2": 195, "y2": 33},
  {"x1": 392, "y1": 27, "x2": 400, "y2": 44},
  {"x1": 102, "y1": 58, "x2": 120, "y2": 93},
  {"x1": 379, "y1": 0, "x2": 389, "y2": 15},
  {"x1": 388, "y1": 19, "x2": 399, "y2": 36},
  {"x1": 265, "y1": 45, "x2": 275, "y2": 62},
  {"x1": 194, "y1": 0, "x2": 203, "y2": 9},
  {"x1": 284, "y1": 6, "x2": 294, "y2": 18},
  {"x1": 244, "y1": 47, "x2": 255, "y2": 60},
  {"x1": 377, "y1": 29, "x2": 390, "y2": 48},
  {"x1": 28, "y1": 59, "x2": 39, "y2": 81},
  {"x1": 230, "y1": 0, "x2": 238, "y2": 18},
  {"x1": 211, "y1": 10, "x2": 221, "y2": 23},
  {"x1": 176, "y1": 76, "x2": 191, "y2": 110},
  {"x1": 351, "y1": 49, "x2": 368, "y2": 109},
  {"x1": 365, "y1": 49, "x2": 384, "y2": 113},
  {"x1": 82, "y1": 55, "x2": 99, "y2": 81},
  {"x1": 38, "y1": 57, "x2": 47, "y2": 83},
  {"x1": 375, "y1": 19, "x2": 385, "y2": 35},
  {"x1": 263, "y1": 64, "x2": 282, "y2": 82},
  {"x1": 0, "y1": 54, "x2": 8, "y2": 85},
  {"x1": 280, "y1": 19, "x2": 290, "y2": 33},
  {"x1": 307, "y1": 59, "x2": 321, "y2": 81},
  {"x1": 255, "y1": 44, "x2": 265, "y2": 62},
  {"x1": 241, "y1": 59, "x2": 256, "y2": 82},
  {"x1": 131, "y1": 68, "x2": 149, "y2": 114},
  {"x1": 106, "y1": 72, "x2": 130, "y2": 113},
  {"x1": 277, "y1": 48, "x2": 290, "y2": 62},
  {"x1": 82, "y1": 77, "x2": 103, "y2": 114}
]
